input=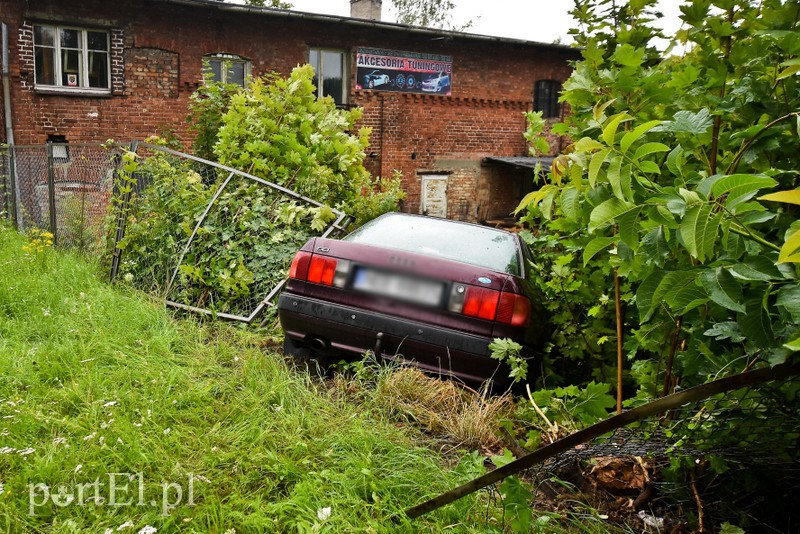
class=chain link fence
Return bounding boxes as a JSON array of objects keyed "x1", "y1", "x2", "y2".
[
  {"x1": 0, "y1": 143, "x2": 124, "y2": 255},
  {"x1": 531, "y1": 377, "x2": 800, "y2": 532}
]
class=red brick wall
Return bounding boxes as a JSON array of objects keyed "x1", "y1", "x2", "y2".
[{"x1": 0, "y1": 0, "x2": 578, "y2": 219}]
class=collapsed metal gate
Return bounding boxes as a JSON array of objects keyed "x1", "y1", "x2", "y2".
[{"x1": 109, "y1": 142, "x2": 352, "y2": 323}]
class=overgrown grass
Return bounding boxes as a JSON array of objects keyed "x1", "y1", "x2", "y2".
[{"x1": 0, "y1": 225, "x2": 497, "y2": 532}]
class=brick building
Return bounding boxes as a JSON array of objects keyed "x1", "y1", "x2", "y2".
[{"x1": 0, "y1": 0, "x2": 578, "y2": 221}]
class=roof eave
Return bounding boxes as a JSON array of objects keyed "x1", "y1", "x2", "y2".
[{"x1": 161, "y1": 0, "x2": 579, "y2": 52}]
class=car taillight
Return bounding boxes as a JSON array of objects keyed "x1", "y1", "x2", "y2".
[
  {"x1": 463, "y1": 286, "x2": 500, "y2": 320},
  {"x1": 496, "y1": 292, "x2": 531, "y2": 327},
  {"x1": 289, "y1": 251, "x2": 312, "y2": 280},
  {"x1": 452, "y1": 284, "x2": 531, "y2": 326},
  {"x1": 307, "y1": 256, "x2": 337, "y2": 286},
  {"x1": 289, "y1": 251, "x2": 348, "y2": 288}
]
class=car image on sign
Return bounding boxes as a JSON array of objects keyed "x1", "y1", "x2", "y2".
[
  {"x1": 421, "y1": 71, "x2": 450, "y2": 93},
  {"x1": 362, "y1": 69, "x2": 391, "y2": 89},
  {"x1": 278, "y1": 213, "x2": 550, "y2": 386}
]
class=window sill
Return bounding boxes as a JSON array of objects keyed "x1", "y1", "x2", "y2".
[{"x1": 34, "y1": 86, "x2": 112, "y2": 98}]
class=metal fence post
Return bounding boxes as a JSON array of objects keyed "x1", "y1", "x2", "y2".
[
  {"x1": 9, "y1": 145, "x2": 17, "y2": 228},
  {"x1": 46, "y1": 143, "x2": 57, "y2": 245}
]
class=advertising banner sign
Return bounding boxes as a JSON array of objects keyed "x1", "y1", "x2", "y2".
[{"x1": 355, "y1": 47, "x2": 452, "y2": 95}]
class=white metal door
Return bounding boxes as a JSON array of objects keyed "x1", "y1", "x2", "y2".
[{"x1": 420, "y1": 175, "x2": 447, "y2": 218}]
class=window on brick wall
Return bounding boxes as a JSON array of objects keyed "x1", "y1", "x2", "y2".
[
  {"x1": 203, "y1": 54, "x2": 251, "y2": 86},
  {"x1": 533, "y1": 79, "x2": 561, "y2": 119},
  {"x1": 33, "y1": 24, "x2": 110, "y2": 92},
  {"x1": 308, "y1": 48, "x2": 348, "y2": 106}
]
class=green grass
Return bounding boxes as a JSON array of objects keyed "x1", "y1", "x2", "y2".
[{"x1": 0, "y1": 225, "x2": 499, "y2": 533}]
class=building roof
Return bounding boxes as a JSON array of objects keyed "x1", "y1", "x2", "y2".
[
  {"x1": 483, "y1": 156, "x2": 554, "y2": 169},
  {"x1": 164, "y1": 0, "x2": 578, "y2": 52}
]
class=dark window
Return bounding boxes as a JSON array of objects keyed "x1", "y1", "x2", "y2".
[
  {"x1": 309, "y1": 48, "x2": 348, "y2": 106},
  {"x1": 203, "y1": 54, "x2": 250, "y2": 86},
  {"x1": 33, "y1": 25, "x2": 110, "y2": 91},
  {"x1": 533, "y1": 80, "x2": 561, "y2": 119}
]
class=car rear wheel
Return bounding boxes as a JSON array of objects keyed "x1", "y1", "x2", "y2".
[{"x1": 283, "y1": 337, "x2": 329, "y2": 378}]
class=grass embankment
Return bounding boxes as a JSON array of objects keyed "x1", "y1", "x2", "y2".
[{"x1": 0, "y1": 226, "x2": 491, "y2": 532}]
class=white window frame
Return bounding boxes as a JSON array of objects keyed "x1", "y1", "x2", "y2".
[
  {"x1": 203, "y1": 54, "x2": 251, "y2": 86},
  {"x1": 308, "y1": 47, "x2": 349, "y2": 106},
  {"x1": 33, "y1": 24, "x2": 111, "y2": 95}
]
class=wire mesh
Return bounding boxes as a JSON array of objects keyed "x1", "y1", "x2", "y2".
[
  {"x1": 4, "y1": 143, "x2": 122, "y2": 255},
  {"x1": 526, "y1": 375, "x2": 800, "y2": 532},
  {"x1": 111, "y1": 143, "x2": 351, "y2": 323}
]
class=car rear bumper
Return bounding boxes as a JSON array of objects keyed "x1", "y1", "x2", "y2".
[{"x1": 277, "y1": 293, "x2": 506, "y2": 384}]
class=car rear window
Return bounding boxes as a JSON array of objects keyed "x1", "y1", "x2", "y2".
[{"x1": 344, "y1": 214, "x2": 522, "y2": 275}]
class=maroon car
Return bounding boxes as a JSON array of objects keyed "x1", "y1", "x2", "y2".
[{"x1": 278, "y1": 213, "x2": 549, "y2": 385}]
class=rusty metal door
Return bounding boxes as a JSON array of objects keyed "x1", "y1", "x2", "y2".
[{"x1": 420, "y1": 175, "x2": 447, "y2": 218}]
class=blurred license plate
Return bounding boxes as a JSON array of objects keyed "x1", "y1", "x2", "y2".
[{"x1": 353, "y1": 268, "x2": 443, "y2": 306}]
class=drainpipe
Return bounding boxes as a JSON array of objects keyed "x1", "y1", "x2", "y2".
[{"x1": 2, "y1": 21, "x2": 19, "y2": 226}]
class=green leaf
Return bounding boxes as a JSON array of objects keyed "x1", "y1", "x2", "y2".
[
  {"x1": 588, "y1": 147, "x2": 610, "y2": 188},
  {"x1": 640, "y1": 227, "x2": 670, "y2": 266},
  {"x1": 633, "y1": 142, "x2": 671, "y2": 160},
  {"x1": 560, "y1": 187, "x2": 581, "y2": 221},
  {"x1": 636, "y1": 270, "x2": 664, "y2": 322},
  {"x1": 658, "y1": 108, "x2": 713, "y2": 135},
  {"x1": 704, "y1": 321, "x2": 745, "y2": 343},
  {"x1": 611, "y1": 44, "x2": 646, "y2": 67},
  {"x1": 583, "y1": 236, "x2": 617, "y2": 265},
  {"x1": 639, "y1": 270, "x2": 701, "y2": 322},
  {"x1": 607, "y1": 154, "x2": 625, "y2": 199},
  {"x1": 680, "y1": 203, "x2": 722, "y2": 262},
  {"x1": 602, "y1": 112, "x2": 632, "y2": 146},
  {"x1": 666, "y1": 145, "x2": 685, "y2": 176},
  {"x1": 574, "y1": 381, "x2": 615, "y2": 422},
  {"x1": 620, "y1": 120, "x2": 662, "y2": 154},
  {"x1": 575, "y1": 137, "x2": 606, "y2": 153},
  {"x1": 759, "y1": 189, "x2": 800, "y2": 205},
  {"x1": 588, "y1": 198, "x2": 638, "y2": 232},
  {"x1": 663, "y1": 272, "x2": 708, "y2": 314},
  {"x1": 699, "y1": 268, "x2": 746, "y2": 313},
  {"x1": 729, "y1": 256, "x2": 783, "y2": 281},
  {"x1": 710, "y1": 174, "x2": 777, "y2": 207},
  {"x1": 777, "y1": 286, "x2": 800, "y2": 322},
  {"x1": 738, "y1": 295, "x2": 775, "y2": 348},
  {"x1": 617, "y1": 206, "x2": 644, "y2": 250},
  {"x1": 514, "y1": 185, "x2": 558, "y2": 214},
  {"x1": 779, "y1": 229, "x2": 800, "y2": 263}
]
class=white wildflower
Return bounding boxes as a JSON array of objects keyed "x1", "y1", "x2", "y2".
[
  {"x1": 163, "y1": 428, "x2": 171, "y2": 435},
  {"x1": 17, "y1": 447, "x2": 35, "y2": 456},
  {"x1": 117, "y1": 521, "x2": 134, "y2": 530},
  {"x1": 138, "y1": 526, "x2": 157, "y2": 534},
  {"x1": 79, "y1": 358, "x2": 95, "y2": 363},
  {"x1": 74, "y1": 464, "x2": 82, "y2": 474},
  {"x1": 211, "y1": 446, "x2": 219, "y2": 453},
  {"x1": 123, "y1": 273, "x2": 134, "y2": 283},
  {"x1": 98, "y1": 436, "x2": 105, "y2": 445},
  {"x1": 79, "y1": 292, "x2": 86, "y2": 299},
  {"x1": 42, "y1": 308, "x2": 51, "y2": 317},
  {"x1": 117, "y1": 438, "x2": 124, "y2": 445},
  {"x1": 0, "y1": 447, "x2": 15, "y2": 454},
  {"x1": 52, "y1": 437, "x2": 68, "y2": 446},
  {"x1": 103, "y1": 401, "x2": 118, "y2": 408},
  {"x1": 133, "y1": 422, "x2": 142, "y2": 427},
  {"x1": 83, "y1": 432, "x2": 96, "y2": 441},
  {"x1": 0, "y1": 481, "x2": 4, "y2": 495},
  {"x1": 224, "y1": 529, "x2": 236, "y2": 534},
  {"x1": 317, "y1": 507, "x2": 332, "y2": 521},
  {"x1": 104, "y1": 529, "x2": 114, "y2": 534},
  {"x1": 172, "y1": 400, "x2": 177, "y2": 405}
]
